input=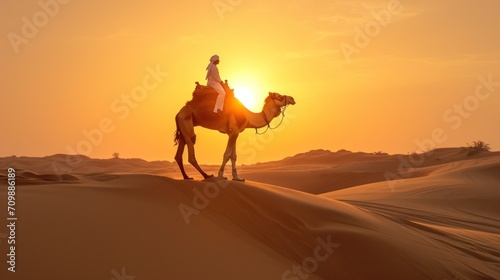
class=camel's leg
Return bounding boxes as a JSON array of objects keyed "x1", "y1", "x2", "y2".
[
  {"x1": 186, "y1": 140, "x2": 212, "y2": 179},
  {"x1": 177, "y1": 109, "x2": 212, "y2": 179},
  {"x1": 218, "y1": 131, "x2": 238, "y2": 179},
  {"x1": 174, "y1": 135, "x2": 192, "y2": 180},
  {"x1": 230, "y1": 134, "x2": 244, "y2": 181}
]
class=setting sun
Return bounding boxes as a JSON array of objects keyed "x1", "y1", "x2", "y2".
[
  {"x1": 234, "y1": 87, "x2": 257, "y2": 111},
  {"x1": 233, "y1": 85, "x2": 259, "y2": 112}
]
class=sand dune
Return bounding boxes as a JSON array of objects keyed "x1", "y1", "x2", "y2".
[
  {"x1": 0, "y1": 148, "x2": 499, "y2": 279},
  {"x1": 239, "y1": 148, "x2": 500, "y2": 194},
  {"x1": 324, "y1": 153, "x2": 500, "y2": 234}
]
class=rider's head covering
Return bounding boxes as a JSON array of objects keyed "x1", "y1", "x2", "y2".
[
  {"x1": 210, "y1": 55, "x2": 219, "y2": 63},
  {"x1": 206, "y1": 55, "x2": 220, "y2": 79}
]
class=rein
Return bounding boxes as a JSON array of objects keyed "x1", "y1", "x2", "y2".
[{"x1": 255, "y1": 95, "x2": 289, "y2": 135}]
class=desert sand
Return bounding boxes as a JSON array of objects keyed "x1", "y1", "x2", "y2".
[{"x1": 0, "y1": 148, "x2": 499, "y2": 279}]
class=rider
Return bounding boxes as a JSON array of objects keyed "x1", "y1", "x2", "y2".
[{"x1": 206, "y1": 55, "x2": 226, "y2": 115}]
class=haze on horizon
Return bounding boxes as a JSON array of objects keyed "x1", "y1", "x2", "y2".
[{"x1": 1, "y1": 0, "x2": 500, "y2": 164}]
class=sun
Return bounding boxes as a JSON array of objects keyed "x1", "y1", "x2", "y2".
[{"x1": 233, "y1": 86, "x2": 259, "y2": 111}]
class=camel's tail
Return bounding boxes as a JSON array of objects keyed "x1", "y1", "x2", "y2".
[{"x1": 173, "y1": 114, "x2": 181, "y2": 146}]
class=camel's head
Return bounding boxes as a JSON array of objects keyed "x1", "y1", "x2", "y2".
[{"x1": 267, "y1": 92, "x2": 296, "y2": 107}]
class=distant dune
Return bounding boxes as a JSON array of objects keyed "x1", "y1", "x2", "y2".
[{"x1": 0, "y1": 148, "x2": 499, "y2": 279}]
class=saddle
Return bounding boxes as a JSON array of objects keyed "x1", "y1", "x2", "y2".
[
  {"x1": 188, "y1": 81, "x2": 247, "y2": 128},
  {"x1": 192, "y1": 80, "x2": 232, "y2": 99}
]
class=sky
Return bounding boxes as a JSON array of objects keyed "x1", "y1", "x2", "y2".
[{"x1": 1, "y1": 0, "x2": 500, "y2": 164}]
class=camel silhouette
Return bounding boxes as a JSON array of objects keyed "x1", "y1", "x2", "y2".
[{"x1": 174, "y1": 81, "x2": 296, "y2": 181}]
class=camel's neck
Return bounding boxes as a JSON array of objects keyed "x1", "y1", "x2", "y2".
[{"x1": 244, "y1": 104, "x2": 281, "y2": 129}]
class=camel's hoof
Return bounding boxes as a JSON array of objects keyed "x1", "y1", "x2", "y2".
[
  {"x1": 232, "y1": 177, "x2": 245, "y2": 182},
  {"x1": 218, "y1": 176, "x2": 228, "y2": 180},
  {"x1": 204, "y1": 174, "x2": 214, "y2": 179},
  {"x1": 184, "y1": 177, "x2": 194, "y2": 180}
]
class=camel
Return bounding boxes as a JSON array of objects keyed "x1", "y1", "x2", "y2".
[{"x1": 174, "y1": 81, "x2": 296, "y2": 181}]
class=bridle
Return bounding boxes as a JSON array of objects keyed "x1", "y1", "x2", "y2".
[{"x1": 255, "y1": 95, "x2": 289, "y2": 135}]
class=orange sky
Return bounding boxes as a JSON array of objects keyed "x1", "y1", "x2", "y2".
[{"x1": 1, "y1": 0, "x2": 500, "y2": 164}]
